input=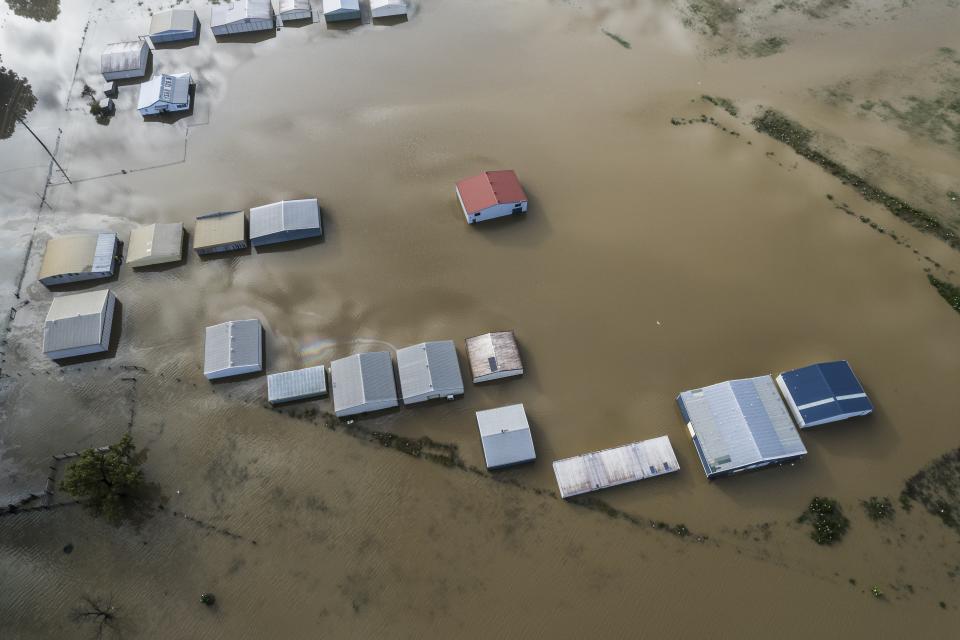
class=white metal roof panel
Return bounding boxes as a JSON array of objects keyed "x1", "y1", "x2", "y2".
[
  {"x1": 126, "y1": 223, "x2": 183, "y2": 267},
  {"x1": 101, "y1": 41, "x2": 147, "y2": 74},
  {"x1": 476, "y1": 404, "x2": 535, "y2": 468},
  {"x1": 249, "y1": 199, "x2": 321, "y2": 239},
  {"x1": 212, "y1": 0, "x2": 274, "y2": 26},
  {"x1": 552, "y1": 436, "x2": 679, "y2": 499},
  {"x1": 150, "y1": 9, "x2": 197, "y2": 35},
  {"x1": 396, "y1": 340, "x2": 464, "y2": 402},
  {"x1": 268, "y1": 365, "x2": 327, "y2": 403},
  {"x1": 203, "y1": 319, "x2": 262, "y2": 377},
  {"x1": 331, "y1": 351, "x2": 397, "y2": 414},
  {"x1": 42, "y1": 290, "x2": 111, "y2": 353}
]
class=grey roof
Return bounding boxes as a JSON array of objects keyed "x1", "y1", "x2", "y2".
[
  {"x1": 211, "y1": 0, "x2": 274, "y2": 26},
  {"x1": 268, "y1": 366, "x2": 326, "y2": 403},
  {"x1": 149, "y1": 9, "x2": 197, "y2": 35},
  {"x1": 324, "y1": 0, "x2": 359, "y2": 13},
  {"x1": 476, "y1": 403, "x2": 536, "y2": 469},
  {"x1": 677, "y1": 376, "x2": 807, "y2": 477},
  {"x1": 466, "y1": 331, "x2": 522, "y2": 380},
  {"x1": 330, "y1": 351, "x2": 398, "y2": 415},
  {"x1": 396, "y1": 340, "x2": 464, "y2": 403},
  {"x1": 101, "y1": 41, "x2": 147, "y2": 74},
  {"x1": 278, "y1": 0, "x2": 312, "y2": 15},
  {"x1": 249, "y1": 199, "x2": 321, "y2": 240},
  {"x1": 42, "y1": 290, "x2": 112, "y2": 354},
  {"x1": 203, "y1": 319, "x2": 262, "y2": 377},
  {"x1": 553, "y1": 436, "x2": 679, "y2": 499}
]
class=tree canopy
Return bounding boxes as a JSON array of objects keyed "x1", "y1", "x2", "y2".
[
  {"x1": 0, "y1": 62, "x2": 38, "y2": 139},
  {"x1": 60, "y1": 434, "x2": 146, "y2": 525},
  {"x1": 6, "y1": 0, "x2": 61, "y2": 23}
]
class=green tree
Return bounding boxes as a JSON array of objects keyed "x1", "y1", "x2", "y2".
[
  {"x1": 5, "y1": 0, "x2": 61, "y2": 23},
  {"x1": 60, "y1": 435, "x2": 146, "y2": 525},
  {"x1": 0, "y1": 62, "x2": 38, "y2": 139}
]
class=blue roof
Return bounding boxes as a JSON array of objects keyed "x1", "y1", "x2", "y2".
[{"x1": 778, "y1": 361, "x2": 873, "y2": 427}]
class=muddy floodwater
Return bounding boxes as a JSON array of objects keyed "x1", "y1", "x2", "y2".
[{"x1": 2, "y1": 1, "x2": 960, "y2": 637}]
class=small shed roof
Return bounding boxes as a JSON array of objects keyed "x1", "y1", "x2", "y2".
[
  {"x1": 39, "y1": 233, "x2": 116, "y2": 281},
  {"x1": 677, "y1": 376, "x2": 806, "y2": 478},
  {"x1": 777, "y1": 361, "x2": 873, "y2": 428},
  {"x1": 278, "y1": 0, "x2": 312, "y2": 14},
  {"x1": 331, "y1": 351, "x2": 398, "y2": 415},
  {"x1": 456, "y1": 170, "x2": 527, "y2": 214},
  {"x1": 212, "y1": 0, "x2": 274, "y2": 26},
  {"x1": 149, "y1": 9, "x2": 197, "y2": 36},
  {"x1": 203, "y1": 319, "x2": 262, "y2": 378},
  {"x1": 101, "y1": 41, "x2": 147, "y2": 74},
  {"x1": 126, "y1": 223, "x2": 183, "y2": 267},
  {"x1": 137, "y1": 73, "x2": 191, "y2": 111},
  {"x1": 194, "y1": 211, "x2": 245, "y2": 250},
  {"x1": 324, "y1": 0, "x2": 359, "y2": 12},
  {"x1": 249, "y1": 199, "x2": 321, "y2": 240},
  {"x1": 465, "y1": 331, "x2": 522, "y2": 381},
  {"x1": 553, "y1": 436, "x2": 679, "y2": 499},
  {"x1": 476, "y1": 403, "x2": 536, "y2": 469},
  {"x1": 396, "y1": 340, "x2": 464, "y2": 402},
  {"x1": 43, "y1": 290, "x2": 112, "y2": 354},
  {"x1": 370, "y1": 0, "x2": 408, "y2": 15},
  {"x1": 268, "y1": 365, "x2": 327, "y2": 404}
]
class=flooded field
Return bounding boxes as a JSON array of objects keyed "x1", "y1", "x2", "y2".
[{"x1": 2, "y1": 1, "x2": 959, "y2": 637}]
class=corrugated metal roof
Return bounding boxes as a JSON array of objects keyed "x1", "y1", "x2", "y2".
[
  {"x1": 126, "y1": 223, "x2": 183, "y2": 267},
  {"x1": 101, "y1": 41, "x2": 147, "y2": 74},
  {"x1": 194, "y1": 211, "x2": 245, "y2": 250},
  {"x1": 553, "y1": 435, "x2": 679, "y2": 499},
  {"x1": 456, "y1": 170, "x2": 527, "y2": 214},
  {"x1": 278, "y1": 0, "x2": 312, "y2": 15},
  {"x1": 465, "y1": 331, "x2": 522, "y2": 381},
  {"x1": 249, "y1": 199, "x2": 321, "y2": 240},
  {"x1": 212, "y1": 0, "x2": 274, "y2": 26},
  {"x1": 370, "y1": 0, "x2": 408, "y2": 17},
  {"x1": 677, "y1": 376, "x2": 806, "y2": 478},
  {"x1": 268, "y1": 366, "x2": 327, "y2": 403},
  {"x1": 324, "y1": 0, "x2": 359, "y2": 12},
  {"x1": 396, "y1": 340, "x2": 464, "y2": 403},
  {"x1": 476, "y1": 403, "x2": 536, "y2": 469},
  {"x1": 43, "y1": 290, "x2": 111, "y2": 354},
  {"x1": 149, "y1": 9, "x2": 197, "y2": 35},
  {"x1": 331, "y1": 351, "x2": 398, "y2": 415},
  {"x1": 777, "y1": 361, "x2": 873, "y2": 428},
  {"x1": 137, "y1": 73, "x2": 191, "y2": 111},
  {"x1": 39, "y1": 233, "x2": 116, "y2": 281},
  {"x1": 203, "y1": 319, "x2": 262, "y2": 377}
]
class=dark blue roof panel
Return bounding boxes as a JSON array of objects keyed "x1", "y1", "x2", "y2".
[{"x1": 779, "y1": 360, "x2": 872, "y2": 426}]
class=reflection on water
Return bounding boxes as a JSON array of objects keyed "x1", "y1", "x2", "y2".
[
  {"x1": 0, "y1": 64, "x2": 36, "y2": 139},
  {"x1": 5, "y1": 0, "x2": 59, "y2": 23}
]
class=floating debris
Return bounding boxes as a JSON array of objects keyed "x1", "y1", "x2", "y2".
[{"x1": 601, "y1": 29, "x2": 631, "y2": 50}]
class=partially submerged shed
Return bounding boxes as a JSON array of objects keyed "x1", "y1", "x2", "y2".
[
  {"x1": 211, "y1": 0, "x2": 275, "y2": 36},
  {"x1": 465, "y1": 331, "x2": 523, "y2": 383},
  {"x1": 137, "y1": 72, "x2": 192, "y2": 116},
  {"x1": 396, "y1": 340, "x2": 464, "y2": 405},
  {"x1": 267, "y1": 365, "x2": 327, "y2": 404},
  {"x1": 476, "y1": 404, "x2": 536, "y2": 470},
  {"x1": 776, "y1": 360, "x2": 873, "y2": 428},
  {"x1": 249, "y1": 198, "x2": 322, "y2": 246},
  {"x1": 370, "y1": 0, "x2": 408, "y2": 18},
  {"x1": 456, "y1": 170, "x2": 528, "y2": 224},
  {"x1": 330, "y1": 351, "x2": 398, "y2": 417},
  {"x1": 553, "y1": 436, "x2": 679, "y2": 499},
  {"x1": 203, "y1": 319, "x2": 263, "y2": 380},
  {"x1": 277, "y1": 0, "x2": 312, "y2": 22},
  {"x1": 100, "y1": 41, "x2": 150, "y2": 81},
  {"x1": 148, "y1": 9, "x2": 200, "y2": 44},
  {"x1": 42, "y1": 289, "x2": 117, "y2": 360},
  {"x1": 194, "y1": 211, "x2": 247, "y2": 255},
  {"x1": 677, "y1": 376, "x2": 807, "y2": 479},
  {"x1": 323, "y1": 0, "x2": 360, "y2": 22},
  {"x1": 39, "y1": 233, "x2": 118, "y2": 287},
  {"x1": 126, "y1": 223, "x2": 183, "y2": 268}
]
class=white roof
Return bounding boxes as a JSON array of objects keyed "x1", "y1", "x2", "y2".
[
  {"x1": 101, "y1": 41, "x2": 147, "y2": 74},
  {"x1": 331, "y1": 351, "x2": 397, "y2": 414},
  {"x1": 149, "y1": 9, "x2": 197, "y2": 35},
  {"x1": 370, "y1": 0, "x2": 407, "y2": 13},
  {"x1": 211, "y1": 0, "x2": 274, "y2": 26},
  {"x1": 278, "y1": 0, "x2": 311, "y2": 14},
  {"x1": 476, "y1": 404, "x2": 536, "y2": 468},
  {"x1": 324, "y1": 0, "x2": 359, "y2": 12},
  {"x1": 126, "y1": 223, "x2": 183, "y2": 267},
  {"x1": 43, "y1": 290, "x2": 112, "y2": 354},
  {"x1": 268, "y1": 366, "x2": 327, "y2": 403},
  {"x1": 249, "y1": 199, "x2": 321, "y2": 239},
  {"x1": 552, "y1": 436, "x2": 679, "y2": 499},
  {"x1": 137, "y1": 73, "x2": 191, "y2": 110},
  {"x1": 203, "y1": 319, "x2": 262, "y2": 377},
  {"x1": 396, "y1": 340, "x2": 464, "y2": 402}
]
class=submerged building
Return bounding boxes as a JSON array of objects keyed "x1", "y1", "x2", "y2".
[
  {"x1": 396, "y1": 340, "x2": 464, "y2": 405},
  {"x1": 476, "y1": 404, "x2": 536, "y2": 470},
  {"x1": 776, "y1": 361, "x2": 873, "y2": 428},
  {"x1": 194, "y1": 211, "x2": 247, "y2": 255},
  {"x1": 330, "y1": 351, "x2": 398, "y2": 417},
  {"x1": 553, "y1": 436, "x2": 679, "y2": 499},
  {"x1": 38, "y1": 233, "x2": 118, "y2": 287},
  {"x1": 137, "y1": 72, "x2": 192, "y2": 116},
  {"x1": 211, "y1": 0, "x2": 275, "y2": 36},
  {"x1": 203, "y1": 319, "x2": 263, "y2": 380},
  {"x1": 125, "y1": 223, "x2": 183, "y2": 268},
  {"x1": 323, "y1": 0, "x2": 360, "y2": 22},
  {"x1": 42, "y1": 289, "x2": 117, "y2": 360},
  {"x1": 370, "y1": 0, "x2": 408, "y2": 18},
  {"x1": 148, "y1": 9, "x2": 200, "y2": 44},
  {"x1": 100, "y1": 41, "x2": 150, "y2": 81},
  {"x1": 277, "y1": 0, "x2": 312, "y2": 22},
  {"x1": 465, "y1": 331, "x2": 523, "y2": 383},
  {"x1": 267, "y1": 365, "x2": 327, "y2": 404},
  {"x1": 677, "y1": 376, "x2": 807, "y2": 479},
  {"x1": 456, "y1": 170, "x2": 528, "y2": 224},
  {"x1": 249, "y1": 198, "x2": 322, "y2": 247}
]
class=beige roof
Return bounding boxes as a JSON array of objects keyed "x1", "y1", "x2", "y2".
[
  {"x1": 39, "y1": 235, "x2": 99, "y2": 280},
  {"x1": 194, "y1": 211, "x2": 245, "y2": 250},
  {"x1": 126, "y1": 223, "x2": 183, "y2": 267}
]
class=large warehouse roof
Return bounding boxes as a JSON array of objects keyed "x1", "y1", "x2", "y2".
[
  {"x1": 101, "y1": 41, "x2": 148, "y2": 75},
  {"x1": 249, "y1": 199, "x2": 322, "y2": 245},
  {"x1": 38, "y1": 233, "x2": 117, "y2": 283},
  {"x1": 149, "y1": 9, "x2": 198, "y2": 37},
  {"x1": 194, "y1": 211, "x2": 246, "y2": 252},
  {"x1": 268, "y1": 365, "x2": 327, "y2": 404},
  {"x1": 396, "y1": 340, "x2": 464, "y2": 404},
  {"x1": 776, "y1": 361, "x2": 873, "y2": 428},
  {"x1": 553, "y1": 436, "x2": 679, "y2": 499}
]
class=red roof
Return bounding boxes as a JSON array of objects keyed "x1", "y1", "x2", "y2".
[{"x1": 456, "y1": 170, "x2": 527, "y2": 214}]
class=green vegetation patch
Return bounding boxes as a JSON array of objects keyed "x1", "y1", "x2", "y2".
[
  {"x1": 60, "y1": 435, "x2": 146, "y2": 525},
  {"x1": 861, "y1": 496, "x2": 896, "y2": 522},
  {"x1": 928, "y1": 274, "x2": 960, "y2": 313},
  {"x1": 701, "y1": 94, "x2": 739, "y2": 116},
  {"x1": 747, "y1": 36, "x2": 788, "y2": 58},
  {"x1": 798, "y1": 496, "x2": 850, "y2": 545},
  {"x1": 901, "y1": 448, "x2": 960, "y2": 534},
  {"x1": 752, "y1": 109, "x2": 960, "y2": 250},
  {"x1": 601, "y1": 29, "x2": 631, "y2": 49}
]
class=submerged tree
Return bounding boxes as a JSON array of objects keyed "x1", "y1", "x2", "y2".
[
  {"x1": 0, "y1": 62, "x2": 38, "y2": 139},
  {"x1": 60, "y1": 434, "x2": 146, "y2": 525},
  {"x1": 6, "y1": 0, "x2": 61, "y2": 23},
  {"x1": 70, "y1": 594, "x2": 119, "y2": 639}
]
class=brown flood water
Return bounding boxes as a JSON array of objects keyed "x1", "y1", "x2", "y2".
[{"x1": 2, "y1": 1, "x2": 959, "y2": 637}]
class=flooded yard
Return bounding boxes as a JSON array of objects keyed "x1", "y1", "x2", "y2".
[{"x1": 2, "y1": 1, "x2": 959, "y2": 637}]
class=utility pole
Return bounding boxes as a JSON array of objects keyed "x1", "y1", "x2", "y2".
[{"x1": 17, "y1": 117, "x2": 71, "y2": 184}]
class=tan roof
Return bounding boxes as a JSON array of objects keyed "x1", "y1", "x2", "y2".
[
  {"x1": 466, "y1": 331, "x2": 522, "y2": 380},
  {"x1": 194, "y1": 211, "x2": 245, "y2": 250},
  {"x1": 39, "y1": 235, "x2": 99, "y2": 280},
  {"x1": 126, "y1": 223, "x2": 183, "y2": 267}
]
